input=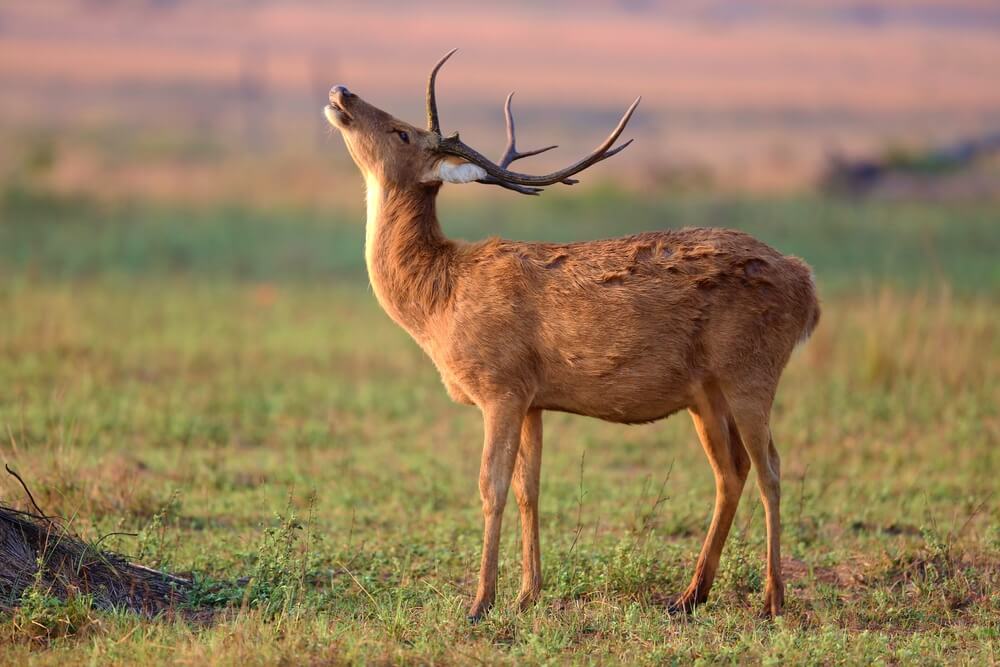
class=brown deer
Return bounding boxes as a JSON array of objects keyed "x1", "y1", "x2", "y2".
[{"x1": 324, "y1": 50, "x2": 819, "y2": 620}]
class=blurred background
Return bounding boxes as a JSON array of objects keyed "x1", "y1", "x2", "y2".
[
  {"x1": 2, "y1": 0, "x2": 999, "y2": 294},
  {"x1": 4, "y1": 0, "x2": 1000, "y2": 207},
  {"x1": 0, "y1": 0, "x2": 997, "y2": 357}
]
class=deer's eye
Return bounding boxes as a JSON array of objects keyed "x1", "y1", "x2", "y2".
[{"x1": 395, "y1": 130, "x2": 410, "y2": 144}]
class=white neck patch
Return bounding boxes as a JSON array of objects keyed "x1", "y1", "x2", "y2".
[
  {"x1": 364, "y1": 173, "x2": 383, "y2": 274},
  {"x1": 437, "y1": 161, "x2": 488, "y2": 184}
]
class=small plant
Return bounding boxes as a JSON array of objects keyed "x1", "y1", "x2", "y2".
[
  {"x1": 179, "y1": 495, "x2": 326, "y2": 616},
  {"x1": 184, "y1": 572, "x2": 244, "y2": 609},
  {"x1": 135, "y1": 490, "x2": 181, "y2": 570},
  {"x1": 717, "y1": 536, "x2": 763, "y2": 602},
  {"x1": 241, "y1": 494, "x2": 323, "y2": 619},
  {"x1": 8, "y1": 561, "x2": 97, "y2": 645},
  {"x1": 550, "y1": 538, "x2": 671, "y2": 601}
]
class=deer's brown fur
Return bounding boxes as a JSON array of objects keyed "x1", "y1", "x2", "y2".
[{"x1": 326, "y1": 81, "x2": 819, "y2": 620}]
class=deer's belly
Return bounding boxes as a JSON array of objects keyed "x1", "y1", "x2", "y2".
[
  {"x1": 427, "y1": 339, "x2": 695, "y2": 420},
  {"x1": 534, "y1": 373, "x2": 693, "y2": 424}
]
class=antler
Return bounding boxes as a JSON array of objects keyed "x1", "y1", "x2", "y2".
[
  {"x1": 497, "y1": 93, "x2": 559, "y2": 168},
  {"x1": 424, "y1": 50, "x2": 640, "y2": 193},
  {"x1": 438, "y1": 100, "x2": 639, "y2": 187},
  {"x1": 426, "y1": 48, "x2": 458, "y2": 134},
  {"x1": 478, "y1": 93, "x2": 561, "y2": 195}
]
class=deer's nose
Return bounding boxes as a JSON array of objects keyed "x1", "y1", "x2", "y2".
[{"x1": 330, "y1": 85, "x2": 350, "y2": 97}]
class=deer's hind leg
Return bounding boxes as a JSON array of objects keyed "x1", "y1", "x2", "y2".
[
  {"x1": 671, "y1": 380, "x2": 751, "y2": 613},
  {"x1": 512, "y1": 408, "x2": 543, "y2": 609},
  {"x1": 726, "y1": 387, "x2": 784, "y2": 618}
]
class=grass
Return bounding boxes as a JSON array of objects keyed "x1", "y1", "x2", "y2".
[
  {"x1": 2, "y1": 183, "x2": 998, "y2": 292},
  {"x1": 0, "y1": 189, "x2": 998, "y2": 664}
]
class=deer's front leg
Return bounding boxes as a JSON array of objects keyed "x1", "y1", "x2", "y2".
[
  {"x1": 512, "y1": 408, "x2": 543, "y2": 609},
  {"x1": 468, "y1": 399, "x2": 527, "y2": 622}
]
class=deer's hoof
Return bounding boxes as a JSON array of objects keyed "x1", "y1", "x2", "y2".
[
  {"x1": 758, "y1": 604, "x2": 782, "y2": 620},
  {"x1": 759, "y1": 586, "x2": 784, "y2": 619},
  {"x1": 666, "y1": 597, "x2": 696, "y2": 616},
  {"x1": 467, "y1": 598, "x2": 493, "y2": 623},
  {"x1": 663, "y1": 587, "x2": 707, "y2": 616},
  {"x1": 667, "y1": 594, "x2": 701, "y2": 616},
  {"x1": 515, "y1": 590, "x2": 541, "y2": 611}
]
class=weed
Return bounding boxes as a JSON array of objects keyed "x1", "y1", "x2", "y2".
[
  {"x1": 134, "y1": 491, "x2": 181, "y2": 570},
  {"x1": 239, "y1": 495, "x2": 324, "y2": 619},
  {"x1": 7, "y1": 562, "x2": 98, "y2": 645}
]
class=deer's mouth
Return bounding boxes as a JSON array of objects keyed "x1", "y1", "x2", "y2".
[{"x1": 325, "y1": 102, "x2": 351, "y2": 127}]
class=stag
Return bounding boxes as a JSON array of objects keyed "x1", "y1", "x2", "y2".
[{"x1": 324, "y1": 50, "x2": 819, "y2": 620}]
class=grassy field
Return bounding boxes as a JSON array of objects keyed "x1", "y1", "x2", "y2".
[{"x1": 0, "y1": 189, "x2": 998, "y2": 664}]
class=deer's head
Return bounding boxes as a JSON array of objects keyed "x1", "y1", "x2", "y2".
[{"x1": 325, "y1": 50, "x2": 640, "y2": 195}]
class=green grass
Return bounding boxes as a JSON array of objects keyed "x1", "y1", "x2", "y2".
[
  {"x1": 0, "y1": 190, "x2": 998, "y2": 664},
  {"x1": 2, "y1": 184, "x2": 998, "y2": 292}
]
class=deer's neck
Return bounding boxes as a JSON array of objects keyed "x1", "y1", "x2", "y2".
[{"x1": 364, "y1": 176, "x2": 454, "y2": 340}]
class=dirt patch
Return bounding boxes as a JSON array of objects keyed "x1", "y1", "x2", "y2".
[{"x1": 783, "y1": 556, "x2": 870, "y2": 590}]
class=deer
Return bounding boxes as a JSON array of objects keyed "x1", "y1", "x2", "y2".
[{"x1": 324, "y1": 50, "x2": 820, "y2": 621}]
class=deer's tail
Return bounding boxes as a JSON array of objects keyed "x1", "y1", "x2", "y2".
[{"x1": 790, "y1": 257, "x2": 821, "y2": 345}]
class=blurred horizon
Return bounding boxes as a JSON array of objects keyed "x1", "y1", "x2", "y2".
[{"x1": 3, "y1": 0, "x2": 1000, "y2": 206}]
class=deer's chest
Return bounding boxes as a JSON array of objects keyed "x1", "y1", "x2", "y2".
[{"x1": 418, "y1": 340, "x2": 477, "y2": 407}]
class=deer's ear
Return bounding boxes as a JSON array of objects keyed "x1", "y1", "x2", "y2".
[{"x1": 423, "y1": 159, "x2": 487, "y2": 185}]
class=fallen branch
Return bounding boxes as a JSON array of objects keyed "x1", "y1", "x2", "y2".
[{"x1": 0, "y1": 466, "x2": 192, "y2": 617}]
